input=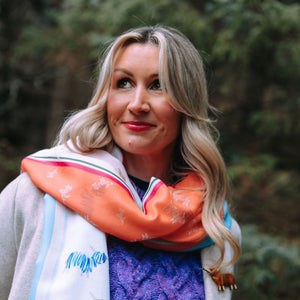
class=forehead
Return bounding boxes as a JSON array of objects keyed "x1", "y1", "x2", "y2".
[{"x1": 114, "y1": 43, "x2": 159, "y2": 68}]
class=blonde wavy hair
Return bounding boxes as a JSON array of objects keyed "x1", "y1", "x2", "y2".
[{"x1": 57, "y1": 25, "x2": 241, "y2": 269}]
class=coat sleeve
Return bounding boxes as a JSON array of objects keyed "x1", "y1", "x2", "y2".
[
  {"x1": 201, "y1": 218, "x2": 242, "y2": 300},
  {"x1": 0, "y1": 173, "x2": 45, "y2": 300}
]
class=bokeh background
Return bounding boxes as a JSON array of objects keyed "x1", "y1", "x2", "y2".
[{"x1": 1, "y1": 0, "x2": 299, "y2": 298}]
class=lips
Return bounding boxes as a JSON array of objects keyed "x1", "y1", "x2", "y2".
[{"x1": 123, "y1": 121, "x2": 155, "y2": 132}]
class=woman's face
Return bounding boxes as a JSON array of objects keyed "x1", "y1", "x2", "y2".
[{"x1": 107, "y1": 43, "x2": 181, "y2": 158}]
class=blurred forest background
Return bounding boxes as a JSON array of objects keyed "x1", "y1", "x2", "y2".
[{"x1": 0, "y1": 0, "x2": 299, "y2": 298}]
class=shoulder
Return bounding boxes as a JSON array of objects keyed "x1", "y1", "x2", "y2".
[
  {"x1": 0, "y1": 172, "x2": 45, "y2": 245},
  {"x1": 1, "y1": 172, "x2": 44, "y2": 213},
  {"x1": 1, "y1": 172, "x2": 43, "y2": 198},
  {"x1": 0, "y1": 173, "x2": 45, "y2": 299}
]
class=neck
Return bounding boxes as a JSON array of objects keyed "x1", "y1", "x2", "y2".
[{"x1": 123, "y1": 151, "x2": 173, "y2": 184}]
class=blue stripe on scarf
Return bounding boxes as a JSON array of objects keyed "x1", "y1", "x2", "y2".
[
  {"x1": 30, "y1": 194, "x2": 56, "y2": 300},
  {"x1": 44, "y1": 199, "x2": 69, "y2": 300}
]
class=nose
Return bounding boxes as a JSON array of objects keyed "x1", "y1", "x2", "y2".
[{"x1": 127, "y1": 86, "x2": 150, "y2": 114}]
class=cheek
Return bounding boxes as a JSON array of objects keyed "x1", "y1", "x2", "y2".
[
  {"x1": 164, "y1": 106, "x2": 181, "y2": 126},
  {"x1": 161, "y1": 108, "x2": 181, "y2": 137},
  {"x1": 107, "y1": 95, "x2": 121, "y2": 124}
]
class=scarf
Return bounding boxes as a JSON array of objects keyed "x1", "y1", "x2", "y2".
[
  {"x1": 22, "y1": 143, "x2": 231, "y2": 251},
  {"x1": 21, "y1": 143, "x2": 232, "y2": 299}
]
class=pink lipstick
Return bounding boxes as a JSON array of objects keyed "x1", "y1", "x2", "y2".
[{"x1": 123, "y1": 121, "x2": 155, "y2": 132}]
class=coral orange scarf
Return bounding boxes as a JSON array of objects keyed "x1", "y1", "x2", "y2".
[{"x1": 21, "y1": 144, "x2": 231, "y2": 252}]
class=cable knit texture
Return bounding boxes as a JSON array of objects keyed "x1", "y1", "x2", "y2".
[{"x1": 108, "y1": 235, "x2": 205, "y2": 299}]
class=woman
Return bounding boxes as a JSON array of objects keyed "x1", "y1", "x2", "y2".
[{"x1": 0, "y1": 25, "x2": 241, "y2": 299}]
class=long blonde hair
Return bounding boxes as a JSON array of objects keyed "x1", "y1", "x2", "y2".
[{"x1": 57, "y1": 25, "x2": 241, "y2": 269}]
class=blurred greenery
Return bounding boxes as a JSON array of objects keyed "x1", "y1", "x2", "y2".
[
  {"x1": 1, "y1": 0, "x2": 299, "y2": 297},
  {"x1": 233, "y1": 225, "x2": 300, "y2": 300}
]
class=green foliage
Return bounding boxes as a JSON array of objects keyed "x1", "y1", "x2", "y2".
[
  {"x1": 227, "y1": 154, "x2": 278, "y2": 183},
  {"x1": 0, "y1": 153, "x2": 21, "y2": 174},
  {"x1": 206, "y1": 0, "x2": 300, "y2": 174},
  {"x1": 12, "y1": 0, "x2": 213, "y2": 65},
  {"x1": 233, "y1": 225, "x2": 300, "y2": 300}
]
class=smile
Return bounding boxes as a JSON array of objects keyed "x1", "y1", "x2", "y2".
[{"x1": 123, "y1": 121, "x2": 155, "y2": 132}]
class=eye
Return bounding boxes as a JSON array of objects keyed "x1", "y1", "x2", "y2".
[
  {"x1": 117, "y1": 78, "x2": 132, "y2": 88},
  {"x1": 151, "y1": 79, "x2": 161, "y2": 90}
]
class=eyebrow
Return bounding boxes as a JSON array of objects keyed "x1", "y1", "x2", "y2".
[{"x1": 113, "y1": 68, "x2": 159, "y2": 78}]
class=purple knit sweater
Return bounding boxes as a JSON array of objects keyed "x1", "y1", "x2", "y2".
[{"x1": 107, "y1": 176, "x2": 205, "y2": 299}]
